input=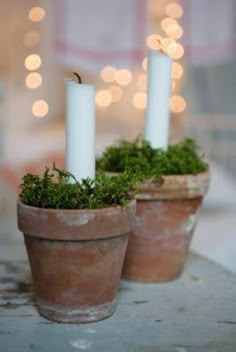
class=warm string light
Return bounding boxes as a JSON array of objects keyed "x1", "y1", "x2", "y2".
[
  {"x1": 96, "y1": 90, "x2": 112, "y2": 108},
  {"x1": 146, "y1": 34, "x2": 162, "y2": 50},
  {"x1": 96, "y1": 3, "x2": 185, "y2": 113},
  {"x1": 133, "y1": 92, "x2": 147, "y2": 110},
  {"x1": 142, "y1": 57, "x2": 148, "y2": 71},
  {"x1": 115, "y1": 69, "x2": 132, "y2": 86},
  {"x1": 98, "y1": 65, "x2": 133, "y2": 108},
  {"x1": 23, "y1": 6, "x2": 48, "y2": 117},
  {"x1": 142, "y1": 2, "x2": 185, "y2": 114},
  {"x1": 32, "y1": 100, "x2": 49, "y2": 118},
  {"x1": 25, "y1": 72, "x2": 42, "y2": 89},
  {"x1": 100, "y1": 66, "x2": 117, "y2": 82},
  {"x1": 24, "y1": 54, "x2": 41, "y2": 70},
  {"x1": 170, "y1": 95, "x2": 186, "y2": 113},
  {"x1": 28, "y1": 7, "x2": 46, "y2": 22},
  {"x1": 166, "y1": 3, "x2": 183, "y2": 19}
]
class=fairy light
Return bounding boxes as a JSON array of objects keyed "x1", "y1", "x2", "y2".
[
  {"x1": 172, "y1": 80, "x2": 176, "y2": 91},
  {"x1": 161, "y1": 17, "x2": 177, "y2": 31},
  {"x1": 161, "y1": 37, "x2": 175, "y2": 53},
  {"x1": 166, "y1": 3, "x2": 183, "y2": 19},
  {"x1": 115, "y1": 69, "x2": 132, "y2": 86},
  {"x1": 28, "y1": 7, "x2": 46, "y2": 22},
  {"x1": 166, "y1": 42, "x2": 184, "y2": 59},
  {"x1": 160, "y1": 3, "x2": 186, "y2": 113},
  {"x1": 146, "y1": 34, "x2": 162, "y2": 50},
  {"x1": 100, "y1": 66, "x2": 117, "y2": 82},
  {"x1": 24, "y1": 54, "x2": 41, "y2": 70},
  {"x1": 171, "y1": 62, "x2": 183, "y2": 80},
  {"x1": 142, "y1": 57, "x2": 148, "y2": 71},
  {"x1": 170, "y1": 95, "x2": 186, "y2": 113},
  {"x1": 24, "y1": 6, "x2": 49, "y2": 118},
  {"x1": 164, "y1": 23, "x2": 183, "y2": 39},
  {"x1": 32, "y1": 100, "x2": 49, "y2": 117},
  {"x1": 108, "y1": 85, "x2": 123, "y2": 102},
  {"x1": 96, "y1": 90, "x2": 112, "y2": 108},
  {"x1": 25, "y1": 72, "x2": 42, "y2": 89},
  {"x1": 133, "y1": 92, "x2": 147, "y2": 110}
]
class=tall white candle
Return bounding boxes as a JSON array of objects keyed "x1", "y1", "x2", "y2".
[
  {"x1": 66, "y1": 78, "x2": 95, "y2": 183},
  {"x1": 144, "y1": 49, "x2": 172, "y2": 150}
]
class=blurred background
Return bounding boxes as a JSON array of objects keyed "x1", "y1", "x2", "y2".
[{"x1": 0, "y1": 0, "x2": 236, "y2": 271}]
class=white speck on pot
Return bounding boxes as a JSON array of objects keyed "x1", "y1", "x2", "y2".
[
  {"x1": 181, "y1": 213, "x2": 198, "y2": 234},
  {"x1": 70, "y1": 338, "x2": 92, "y2": 350},
  {"x1": 56, "y1": 212, "x2": 95, "y2": 226}
]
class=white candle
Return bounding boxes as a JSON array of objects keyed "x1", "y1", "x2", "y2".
[
  {"x1": 144, "y1": 49, "x2": 172, "y2": 150},
  {"x1": 66, "y1": 78, "x2": 95, "y2": 183}
]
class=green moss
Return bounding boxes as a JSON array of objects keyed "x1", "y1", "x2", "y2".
[
  {"x1": 20, "y1": 164, "x2": 136, "y2": 209},
  {"x1": 97, "y1": 137, "x2": 208, "y2": 180}
]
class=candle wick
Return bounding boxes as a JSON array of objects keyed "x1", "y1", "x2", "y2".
[
  {"x1": 157, "y1": 39, "x2": 165, "y2": 54},
  {"x1": 73, "y1": 72, "x2": 82, "y2": 84}
]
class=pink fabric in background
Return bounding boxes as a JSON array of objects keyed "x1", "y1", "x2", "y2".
[
  {"x1": 182, "y1": 0, "x2": 236, "y2": 65},
  {"x1": 55, "y1": 0, "x2": 146, "y2": 71}
]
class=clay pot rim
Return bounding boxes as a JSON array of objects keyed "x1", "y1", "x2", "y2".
[
  {"x1": 105, "y1": 167, "x2": 209, "y2": 179},
  {"x1": 17, "y1": 199, "x2": 136, "y2": 240},
  {"x1": 136, "y1": 169, "x2": 210, "y2": 200},
  {"x1": 17, "y1": 198, "x2": 136, "y2": 214}
]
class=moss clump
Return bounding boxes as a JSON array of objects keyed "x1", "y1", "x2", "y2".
[
  {"x1": 97, "y1": 137, "x2": 208, "y2": 180},
  {"x1": 20, "y1": 164, "x2": 135, "y2": 209}
]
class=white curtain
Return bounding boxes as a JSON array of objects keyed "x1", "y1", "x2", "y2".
[{"x1": 55, "y1": 0, "x2": 146, "y2": 71}]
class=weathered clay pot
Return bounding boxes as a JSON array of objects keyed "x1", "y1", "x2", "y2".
[
  {"x1": 122, "y1": 170, "x2": 210, "y2": 282},
  {"x1": 17, "y1": 200, "x2": 136, "y2": 323}
]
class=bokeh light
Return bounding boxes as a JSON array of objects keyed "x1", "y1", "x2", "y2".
[
  {"x1": 23, "y1": 31, "x2": 40, "y2": 47},
  {"x1": 24, "y1": 54, "x2": 41, "y2": 70},
  {"x1": 161, "y1": 17, "x2": 177, "y2": 31},
  {"x1": 167, "y1": 42, "x2": 184, "y2": 59},
  {"x1": 25, "y1": 72, "x2": 42, "y2": 89},
  {"x1": 133, "y1": 92, "x2": 147, "y2": 110},
  {"x1": 146, "y1": 34, "x2": 162, "y2": 50},
  {"x1": 115, "y1": 69, "x2": 132, "y2": 86},
  {"x1": 171, "y1": 62, "x2": 183, "y2": 80},
  {"x1": 100, "y1": 66, "x2": 117, "y2": 82},
  {"x1": 142, "y1": 57, "x2": 148, "y2": 71},
  {"x1": 170, "y1": 95, "x2": 186, "y2": 113},
  {"x1": 32, "y1": 100, "x2": 49, "y2": 118},
  {"x1": 172, "y1": 80, "x2": 176, "y2": 91},
  {"x1": 166, "y1": 3, "x2": 183, "y2": 19},
  {"x1": 28, "y1": 7, "x2": 46, "y2": 22},
  {"x1": 96, "y1": 90, "x2": 112, "y2": 108},
  {"x1": 164, "y1": 23, "x2": 183, "y2": 39},
  {"x1": 161, "y1": 37, "x2": 175, "y2": 53}
]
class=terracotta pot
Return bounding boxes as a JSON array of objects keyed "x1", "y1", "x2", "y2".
[
  {"x1": 122, "y1": 170, "x2": 210, "y2": 283},
  {"x1": 17, "y1": 199, "x2": 136, "y2": 323}
]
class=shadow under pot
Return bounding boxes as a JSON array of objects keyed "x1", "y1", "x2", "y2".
[
  {"x1": 122, "y1": 170, "x2": 210, "y2": 283},
  {"x1": 17, "y1": 199, "x2": 136, "y2": 323}
]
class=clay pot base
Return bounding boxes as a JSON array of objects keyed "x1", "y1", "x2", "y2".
[
  {"x1": 38, "y1": 298, "x2": 116, "y2": 324},
  {"x1": 122, "y1": 198, "x2": 200, "y2": 283},
  {"x1": 18, "y1": 200, "x2": 136, "y2": 324},
  {"x1": 24, "y1": 234, "x2": 128, "y2": 323}
]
